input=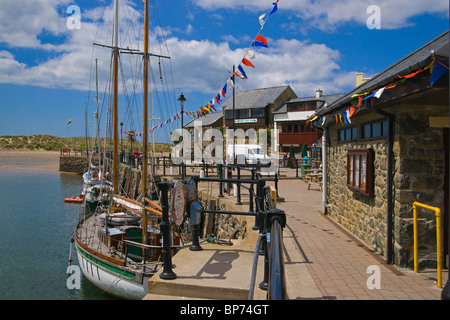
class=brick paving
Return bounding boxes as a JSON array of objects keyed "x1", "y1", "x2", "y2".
[
  {"x1": 268, "y1": 176, "x2": 447, "y2": 300},
  {"x1": 175, "y1": 166, "x2": 447, "y2": 300}
]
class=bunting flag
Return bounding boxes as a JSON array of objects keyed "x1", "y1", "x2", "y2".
[
  {"x1": 146, "y1": 0, "x2": 280, "y2": 134},
  {"x1": 270, "y1": 0, "x2": 279, "y2": 15},
  {"x1": 66, "y1": 120, "x2": 72, "y2": 125},
  {"x1": 246, "y1": 49, "x2": 256, "y2": 60},
  {"x1": 374, "y1": 87, "x2": 386, "y2": 99},
  {"x1": 309, "y1": 56, "x2": 449, "y2": 129},
  {"x1": 215, "y1": 94, "x2": 221, "y2": 105},
  {"x1": 430, "y1": 59, "x2": 449, "y2": 85},
  {"x1": 259, "y1": 13, "x2": 267, "y2": 27},
  {"x1": 234, "y1": 65, "x2": 248, "y2": 79},
  {"x1": 252, "y1": 35, "x2": 268, "y2": 48},
  {"x1": 221, "y1": 83, "x2": 227, "y2": 98},
  {"x1": 227, "y1": 77, "x2": 234, "y2": 88},
  {"x1": 242, "y1": 58, "x2": 255, "y2": 68}
]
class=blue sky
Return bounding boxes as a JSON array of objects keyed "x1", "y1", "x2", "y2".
[{"x1": 0, "y1": 0, "x2": 448, "y2": 143}]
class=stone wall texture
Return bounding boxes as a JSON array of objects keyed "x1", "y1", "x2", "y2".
[{"x1": 326, "y1": 102, "x2": 448, "y2": 268}]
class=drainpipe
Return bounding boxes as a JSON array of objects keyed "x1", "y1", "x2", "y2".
[
  {"x1": 312, "y1": 124, "x2": 330, "y2": 215},
  {"x1": 322, "y1": 126, "x2": 330, "y2": 215},
  {"x1": 366, "y1": 104, "x2": 395, "y2": 265}
]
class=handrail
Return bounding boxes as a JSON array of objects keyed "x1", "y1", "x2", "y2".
[
  {"x1": 156, "y1": 174, "x2": 287, "y2": 300},
  {"x1": 412, "y1": 201, "x2": 442, "y2": 288},
  {"x1": 268, "y1": 216, "x2": 287, "y2": 300}
]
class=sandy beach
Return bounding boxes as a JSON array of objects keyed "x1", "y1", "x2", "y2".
[{"x1": 0, "y1": 150, "x2": 60, "y2": 172}]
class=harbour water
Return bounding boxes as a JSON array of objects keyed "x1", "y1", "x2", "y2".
[{"x1": 0, "y1": 168, "x2": 117, "y2": 300}]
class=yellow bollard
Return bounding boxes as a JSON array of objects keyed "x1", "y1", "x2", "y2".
[{"x1": 412, "y1": 202, "x2": 442, "y2": 288}]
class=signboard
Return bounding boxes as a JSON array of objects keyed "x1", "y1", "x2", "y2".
[
  {"x1": 234, "y1": 119, "x2": 257, "y2": 123},
  {"x1": 171, "y1": 181, "x2": 186, "y2": 226}
]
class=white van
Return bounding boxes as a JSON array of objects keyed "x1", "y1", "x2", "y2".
[{"x1": 226, "y1": 144, "x2": 268, "y2": 164}]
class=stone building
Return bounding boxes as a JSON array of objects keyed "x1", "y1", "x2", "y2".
[{"x1": 310, "y1": 31, "x2": 449, "y2": 268}]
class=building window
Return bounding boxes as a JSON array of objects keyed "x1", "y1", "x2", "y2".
[
  {"x1": 225, "y1": 110, "x2": 234, "y2": 119},
  {"x1": 251, "y1": 108, "x2": 265, "y2": 118},
  {"x1": 238, "y1": 109, "x2": 249, "y2": 118},
  {"x1": 347, "y1": 148, "x2": 374, "y2": 196},
  {"x1": 362, "y1": 119, "x2": 388, "y2": 139},
  {"x1": 339, "y1": 126, "x2": 358, "y2": 142}
]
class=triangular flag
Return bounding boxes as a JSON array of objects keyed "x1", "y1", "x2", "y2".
[
  {"x1": 215, "y1": 95, "x2": 221, "y2": 105},
  {"x1": 374, "y1": 87, "x2": 386, "y2": 99},
  {"x1": 430, "y1": 60, "x2": 449, "y2": 85},
  {"x1": 259, "y1": 13, "x2": 266, "y2": 27},
  {"x1": 227, "y1": 77, "x2": 234, "y2": 88},
  {"x1": 252, "y1": 35, "x2": 268, "y2": 48},
  {"x1": 270, "y1": 0, "x2": 279, "y2": 15},
  {"x1": 234, "y1": 65, "x2": 248, "y2": 79},
  {"x1": 346, "y1": 109, "x2": 352, "y2": 123},
  {"x1": 246, "y1": 49, "x2": 256, "y2": 59},
  {"x1": 242, "y1": 58, "x2": 255, "y2": 68},
  {"x1": 221, "y1": 83, "x2": 227, "y2": 98}
]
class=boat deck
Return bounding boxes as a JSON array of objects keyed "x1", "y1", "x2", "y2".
[{"x1": 76, "y1": 214, "x2": 161, "y2": 276}]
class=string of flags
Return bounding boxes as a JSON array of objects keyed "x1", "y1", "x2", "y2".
[
  {"x1": 123, "y1": 0, "x2": 280, "y2": 137},
  {"x1": 307, "y1": 56, "x2": 449, "y2": 127}
]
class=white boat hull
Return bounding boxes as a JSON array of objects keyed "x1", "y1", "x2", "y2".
[{"x1": 75, "y1": 243, "x2": 150, "y2": 300}]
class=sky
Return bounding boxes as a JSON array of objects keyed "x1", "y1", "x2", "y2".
[{"x1": 0, "y1": 0, "x2": 448, "y2": 143}]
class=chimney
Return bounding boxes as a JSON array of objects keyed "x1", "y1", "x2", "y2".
[
  {"x1": 356, "y1": 73, "x2": 370, "y2": 86},
  {"x1": 316, "y1": 89, "x2": 323, "y2": 99}
]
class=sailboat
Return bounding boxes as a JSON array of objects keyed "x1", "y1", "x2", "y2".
[{"x1": 74, "y1": 0, "x2": 179, "y2": 299}]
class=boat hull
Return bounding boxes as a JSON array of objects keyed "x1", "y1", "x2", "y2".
[{"x1": 75, "y1": 241, "x2": 150, "y2": 300}]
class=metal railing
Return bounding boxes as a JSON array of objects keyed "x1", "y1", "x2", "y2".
[
  {"x1": 156, "y1": 170, "x2": 287, "y2": 300},
  {"x1": 413, "y1": 201, "x2": 443, "y2": 288}
]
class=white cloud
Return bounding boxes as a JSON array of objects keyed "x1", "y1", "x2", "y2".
[
  {"x1": 0, "y1": 0, "x2": 387, "y2": 98},
  {"x1": 0, "y1": 0, "x2": 71, "y2": 49},
  {"x1": 192, "y1": 0, "x2": 449, "y2": 30}
]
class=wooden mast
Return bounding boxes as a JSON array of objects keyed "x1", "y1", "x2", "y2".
[
  {"x1": 112, "y1": 0, "x2": 119, "y2": 194},
  {"x1": 142, "y1": 0, "x2": 149, "y2": 247}
]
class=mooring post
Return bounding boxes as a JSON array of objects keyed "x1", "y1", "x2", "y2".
[{"x1": 158, "y1": 181, "x2": 177, "y2": 280}]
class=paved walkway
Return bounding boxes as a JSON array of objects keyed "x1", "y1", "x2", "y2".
[
  {"x1": 267, "y1": 176, "x2": 447, "y2": 300},
  {"x1": 156, "y1": 167, "x2": 447, "y2": 300}
]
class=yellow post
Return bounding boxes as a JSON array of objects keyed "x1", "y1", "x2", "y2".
[{"x1": 412, "y1": 202, "x2": 442, "y2": 288}]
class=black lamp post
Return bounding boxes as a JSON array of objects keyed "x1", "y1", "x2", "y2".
[
  {"x1": 178, "y1": 93, "x2": 187, "y2": 180},
  {"x1": 120, "y1": 122, "x2": 123, "y2": 151}
]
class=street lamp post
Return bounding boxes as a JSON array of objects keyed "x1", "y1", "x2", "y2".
[
  {"x1": 120, "y1": 122, "x2": 123, "y2": 151},
  {"x1": 178, "y1": 93, "x2": 187, "y2": 180}
]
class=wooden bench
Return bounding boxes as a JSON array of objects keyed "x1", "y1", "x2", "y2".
[{"x1": 305, "y1": 173, "x2": 323, "y2": 190}]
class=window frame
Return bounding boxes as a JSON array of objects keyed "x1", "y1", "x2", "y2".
[{"x1": 347, "y1": 148, "x2": 374, "y2": 196}]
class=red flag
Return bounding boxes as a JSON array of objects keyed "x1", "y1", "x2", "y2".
[{"x1": 242, "y1": 58, "x2": 255, "y2": 68}]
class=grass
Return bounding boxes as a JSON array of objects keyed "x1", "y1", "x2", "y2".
[{"x1": 0, "y1": 135, "x2": 173, "y2": 153}]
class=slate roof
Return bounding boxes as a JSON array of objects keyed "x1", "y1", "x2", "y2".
[
  {"x1": 184, "y1": 112, "x2": 223, "y2": 128},
  {"x1": 274, "y1": 93, "x2": 346, "y2": 114},
  {"x1": 221, "y1": 85, "x2": 295, "y2": 110},
  {"x1": 316, "y1": 30, "x2": 449, "y2": 117}
]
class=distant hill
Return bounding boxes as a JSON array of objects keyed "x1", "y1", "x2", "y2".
[{"x1": 0, "y1": 135, "x2": 173, "y2": 153}]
